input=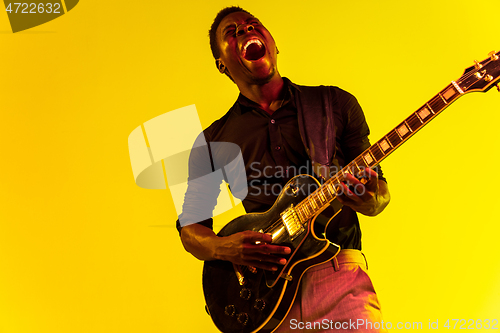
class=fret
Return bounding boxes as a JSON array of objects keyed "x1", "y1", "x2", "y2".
[
  {"x1": 385, "y1": 136, "x2": 395, "y2": 148},
  {"x1": 372, "y1": 143, "x2": 385, "y2": 161},
  {"x1": 308, "y1": 196, "x2": 317, "y2": 210},
  {"x1": 318, "y1": 190, "x2": 327, "y2": 204},
  {"x1": 407, "y1": 114, "x2": 423, "y2": 132},
  {"x1": 426, "y1": 103, "x2": 435, "y2": 114},
  {"x1": 405, "y1": 121, "x2": 413, "y2": 132},
  {"x1": 334, "y1": 174, "x2": 343, "y2": 186},
  {"x1": 326, "y1": 182, "x2": 336, "y2": 197},
  {"x1": 315, "y1": 195, "x2": 323, "y2": 210},
  {"x1": 309, "y1": 194, "x2": 317, "y2": 207},
  {"x1": 306, "y1": 203, "x2": 314, "y2": 216},
  {"x1": 333, "y1": 180, "x2": 341, "y2": 195},
  {"x1": 428, "y1": 96, "x2": 445, "y2": 113},
  {"x1": 325, "y1": 186, "x2": 335, "y2": 201},
  {"x1": 322, "y1": 186, "x2": 332, "y2": 201},
  {"x1": 355, "y1": 157, "x2": 367, "y2": 169},
  {"x1": 415, "y1": 110, "x2": 424, "y2": 124},
  {"x1": 417, "y1": 106, "x2": 432, "y2": 121},
  {"x1": 351, "y1": 160, "x2": 361, "y2": 172},
  {"x1": 298, "y1": 203, "x2": 306, "y2": 217},
  {"x1": 346, "y1": 163, "x2": 355, "y2": 175},
  {"x1": 396, "y1": 122, "x2": 410, "y2": 138},
  {"x1": 438, "y1": 92, "x2": 448, "y2": 104},
  {"x1": 379, "y1": 138, "x2": 393, "y2": 153},
  {"x1": 296, "y1": 206, "x2": 306, "y2": 222},
  {"x1": 332, "y1": 174, "x2": 342, "y2": 184},
  {"x1": 294, "y1": 205, "x2": 303, "y2": 221},
  {"x1": 303, "y1": 203, "x2": 312, "y2": 216},
  {"x1": 331, "y1": 182, "x2": 339, "y2": 198},
  {"x1": 388, "y1": 131, "x2": 403, "y2": 146},
  {"x1": 317, "y1": 191, "x2": 324, "y2": 202},
  {"x1": 334, "y1": 183, "x2": 341, "y2": 195},
  {"x1": 362, "y1": 150, "x2": 376, "y2": 167}
]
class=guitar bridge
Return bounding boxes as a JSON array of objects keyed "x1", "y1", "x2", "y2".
[
  {"x1": 280, "y1": 273, "x2": 293, "y2": 281},
  {"x1": 280, "y1": 204, "x2": 304, "y2": 240},
  {"x1": 233, "y1": 264, "x2": 246, "y2": 286}
]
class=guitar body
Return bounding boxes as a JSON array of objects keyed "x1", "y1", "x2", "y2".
[{"x1": 203, "y1": 174, "x2": 341, "y2": 333}]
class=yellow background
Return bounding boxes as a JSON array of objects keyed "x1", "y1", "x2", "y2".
[{"x1": 1, "y1": 0, "x2": 499, "y2": 332}]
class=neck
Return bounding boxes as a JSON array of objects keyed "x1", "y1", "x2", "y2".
[{"x1": 237, "y1": 75, "x2": 285, "y2": 114}]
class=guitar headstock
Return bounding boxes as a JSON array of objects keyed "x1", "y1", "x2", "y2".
[{"x1": 458, "y1": 50, "x2": 500, "y2": 93}]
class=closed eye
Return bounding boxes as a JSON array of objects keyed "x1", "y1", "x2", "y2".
[{"x1": 225, "y1": 28, "x2": 236, "y2": 36}]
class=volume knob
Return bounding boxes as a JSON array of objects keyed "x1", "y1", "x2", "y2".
[
  {"x1": 254, "y1": 299, "x2": 266, "y2": 311},
  {"x1": 237, "y1": 313, "x2": 249, "y2": 326},
  {"x1": 239, "y1": 288, "x2": 252, "y2": 300},
  {"x1": 224, "y1": 305, "x2": 236, "y2": 317}
]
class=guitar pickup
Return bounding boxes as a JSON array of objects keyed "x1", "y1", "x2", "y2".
[{"x1": 280, "y1": 205, "x2": 304, "y2": 240}]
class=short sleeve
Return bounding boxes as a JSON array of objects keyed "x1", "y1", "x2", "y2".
[{"x1": 337, "y1": 89, "x2": 386, "y2": 183}]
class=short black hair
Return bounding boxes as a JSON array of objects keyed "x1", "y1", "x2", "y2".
[{"x1": 209, "y1": 6, "x2": 253, "y2": 59}]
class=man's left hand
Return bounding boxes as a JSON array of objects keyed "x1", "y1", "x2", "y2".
[{"x1": 336, "y1": 168, "x2": 390, "y2": 217}]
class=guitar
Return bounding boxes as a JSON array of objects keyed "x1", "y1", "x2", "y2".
[{"x1": 202, "y1": 51, "x2": 500, "y2": 333}]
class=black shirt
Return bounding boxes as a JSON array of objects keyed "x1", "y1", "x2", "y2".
[{"x1": 177, "y1": 78, "x2": 385, "y2": 250}]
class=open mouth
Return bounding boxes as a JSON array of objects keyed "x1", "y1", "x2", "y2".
[{"x1": 242, "y1": 39, "x2": 266, "y2": 61}]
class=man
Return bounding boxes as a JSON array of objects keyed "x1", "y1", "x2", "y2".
[{"x1": 177, "y1": 6, "x2": 390, "y2": 332}]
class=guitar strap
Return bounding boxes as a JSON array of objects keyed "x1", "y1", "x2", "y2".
[{"x1": 293, "y1": 84, "x2": 336, "y2": 181}]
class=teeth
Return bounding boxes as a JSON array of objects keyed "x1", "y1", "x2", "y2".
[{"x1": 243, "y1": 39, "x2": 263, "y2": 52}]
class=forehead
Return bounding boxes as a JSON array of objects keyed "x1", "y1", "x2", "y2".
[{"x1": 217, "y1": 12, "x2": 260, "y2": 34}]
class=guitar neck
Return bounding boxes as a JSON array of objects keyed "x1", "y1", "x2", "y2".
[
  {"x1": 290, "y1": 49, "x2": 500, "y2": 224},
  {"x1": 293, "y1": 81, "x2": 465, "y2": 222}
]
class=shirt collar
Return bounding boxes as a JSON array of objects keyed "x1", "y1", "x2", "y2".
[{"x1": 235, "y1": 77, "x2": 299, "y2": 113}]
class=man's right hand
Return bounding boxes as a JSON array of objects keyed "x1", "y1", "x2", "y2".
[
  {"x1": 214, "y1": 230, "x2": 291, "y2": 271},
  {"x1": 180, "y1": 224, "x2": 291, "y2": 271}
]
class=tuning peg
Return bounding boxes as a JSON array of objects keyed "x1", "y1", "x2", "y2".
[
  {"x1": 496, "y1": 84, "x2": 500, "y2": 92},
  {"x1": 474, "y1": 60, "x2": 483, "y2": 69},
  {"x1": 488, "y1": 50, "x2": 499, "y2": 61}
]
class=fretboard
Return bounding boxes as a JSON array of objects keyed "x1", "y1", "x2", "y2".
[{"x1": 293, "y1": 81, "x2": 465, "y2": 223}]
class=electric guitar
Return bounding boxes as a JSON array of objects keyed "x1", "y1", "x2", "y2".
[{"x1": 202, "y1": 50, "x2": 500, "y2": 333}]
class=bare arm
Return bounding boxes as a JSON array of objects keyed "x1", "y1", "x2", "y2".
[{"x1": 180, "y1": 223, "x2": 291, "y2": 271}]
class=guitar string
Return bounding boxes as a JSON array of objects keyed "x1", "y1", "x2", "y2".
[{"x1": 457, "y1": 56, "x2": 496, "y2": 87}]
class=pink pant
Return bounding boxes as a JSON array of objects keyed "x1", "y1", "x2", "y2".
[{"x1": 275, "y1": 249, "x2": 385, "y2": 332}]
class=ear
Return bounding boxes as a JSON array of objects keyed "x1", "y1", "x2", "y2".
[{"x1": 216, "y1": 59, "x2": 225, "y2": 74}]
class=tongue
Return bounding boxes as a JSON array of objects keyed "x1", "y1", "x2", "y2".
[{"x1": 244, "y1": 43, "x2": 266, "y2": 61}]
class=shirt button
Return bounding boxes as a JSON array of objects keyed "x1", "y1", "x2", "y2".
[
  {"x1": 270, "y1": 119, "x2": 276, "y2": 124},
  {"x1": 275, "y1": 146, "x2": 281, "y2": 150}
]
